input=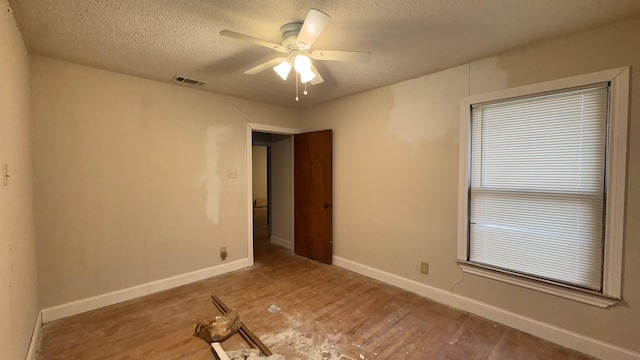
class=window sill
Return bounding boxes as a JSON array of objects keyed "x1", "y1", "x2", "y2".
[{"x1": 457, "y1": 261, "x2": 620, "y2": 308}]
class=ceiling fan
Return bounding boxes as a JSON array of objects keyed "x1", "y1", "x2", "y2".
[{"x1": 220, "y1": 9, "x2": 371, "y2": 100}]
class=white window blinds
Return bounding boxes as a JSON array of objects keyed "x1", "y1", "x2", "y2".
[{"x1": 469, "y1": 84, "x2": 608, "y2": 291}]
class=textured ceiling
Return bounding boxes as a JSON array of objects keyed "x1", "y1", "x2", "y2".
[{"x1": 11, "y1": 0, "x2": 640, "y2": 108}]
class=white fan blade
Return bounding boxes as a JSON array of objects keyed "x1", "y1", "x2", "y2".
[
  {"x1": 310, "y1": 50, "x2": 371, "y2": 63},
  {"x1": 220, "y1": 30, "x2": 287, "y2": 53},
  {"x1": 245, "y1": 57, "x2": 287, "y2": 75},
  {"x1": 309, "y1": 63, "x2": 324, "y2": 85},
  {"x1": 297, "y1": 9, "x2": 330, "y2": 49}
]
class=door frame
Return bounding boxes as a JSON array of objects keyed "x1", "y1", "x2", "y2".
[{"x1": 246, "y1": 123, "x2": 301, "y2": 265}]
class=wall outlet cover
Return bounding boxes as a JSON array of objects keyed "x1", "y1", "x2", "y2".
[{"x1": 420, "y1": 262, "x2": 429, "y2": 275}]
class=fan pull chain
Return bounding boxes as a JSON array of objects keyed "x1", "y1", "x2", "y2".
[
  {"x1": 295, "y1": 72, "x2": 300, "y2": 102},
  {"x1": 304, "y1": 82, "x2": 308, "y2": 96}
]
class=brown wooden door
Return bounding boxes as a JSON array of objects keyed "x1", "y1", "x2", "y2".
[{"x1": 294, "y1": 129, "x2": 332, "y2": 264}]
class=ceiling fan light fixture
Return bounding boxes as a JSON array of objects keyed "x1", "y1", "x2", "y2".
[
  {"x1": 273, "y1": 60, "x2": 292, "y2": 80},
  {"x1": 221, "y1": 8, "x2": 366, "y2": 100},
  {"x1": 300, "y1": 69, "x2": 316, "y2": 83},
  {"x1": 294, "y1": 54, "x2": 312, "y2": 73}
]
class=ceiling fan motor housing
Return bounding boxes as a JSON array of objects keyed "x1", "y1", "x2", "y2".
[{"x1": 280, "y1": 23, "x2": 303, "y2": 51}]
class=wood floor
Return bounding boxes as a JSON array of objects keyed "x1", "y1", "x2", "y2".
[{"x1": 35, "y1": 228, "x2": 595, "y2": 360}]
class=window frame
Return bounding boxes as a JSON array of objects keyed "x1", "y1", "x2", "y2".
[{"x1": 457, "y1": 67, "x2": 629, "y2": 308}]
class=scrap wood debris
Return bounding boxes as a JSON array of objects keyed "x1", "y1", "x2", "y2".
[
  {"x1": 194, "y1": 309, "x2": 242, "y2": 343},
  {"x1": 194, "y1": 295, "x2": 284, "y2": 360}
]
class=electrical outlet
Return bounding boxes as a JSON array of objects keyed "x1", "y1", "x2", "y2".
[
  {"x1": 220, "y1": 247, "x2": 227, "y2": 261},
  {"x1": 420, "y1": 262, "x2": 429, "y2": 275},
  {"x1": 227, "y1": 169, "x2": 238, "y2": 178}
]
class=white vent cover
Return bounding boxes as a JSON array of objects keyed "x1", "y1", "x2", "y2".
[{"x1": 173, "y1": 76, "x2": 206, "y2": 86}]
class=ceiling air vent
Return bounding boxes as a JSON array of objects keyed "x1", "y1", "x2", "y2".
[{"x1": 173, "y1": 76, "x2": 206, "y2": 86}]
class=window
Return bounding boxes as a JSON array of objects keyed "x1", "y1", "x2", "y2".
[{"x1": 457, "y1": 68, "x2": 629, "y2": 307}]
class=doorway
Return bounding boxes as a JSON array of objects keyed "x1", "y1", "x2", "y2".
[
  {"x1": 251, "y1": 131, "x2": 294, "y2": 257},
  {"x1": 247, "y1": 125, "x2": 333, "y2": 265}
]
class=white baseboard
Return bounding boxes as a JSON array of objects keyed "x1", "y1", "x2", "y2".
[
  {"x1": 333, "y1": 256, "x2": 640, "y2": 360},
  {"x1": 41, "y1": 258, "x2": 251, "y2": 324},
  {"x1": 270, "y1": 235, "x2": 293, "y2": 250},
  {"x1": 25, "y1": 311, "x2": 42, "y2": 360}
]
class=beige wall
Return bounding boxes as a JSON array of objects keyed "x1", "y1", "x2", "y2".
[
  {"x1": 300, "y1": 16, "x2": 640, "y2": 353},
  {"x1": 0, "y1": 4, "x2": 39, "y2": 360},
  {"x1": 18, "y1": 9, "x2": 640, "y2": 357},
  {"x1": 30, "y1": 56, "x2": 298, "y2": 308},
  {"x1": 252, "y1": 146, "x2": 268, "y2": 202},
  {"x1": 270, "y1": 135, "x2": 293, "y2": 245}
]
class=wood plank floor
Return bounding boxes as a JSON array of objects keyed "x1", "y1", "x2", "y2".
[{"x1": 36, "y1": 228, "x2": 595, "y2": 359}]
